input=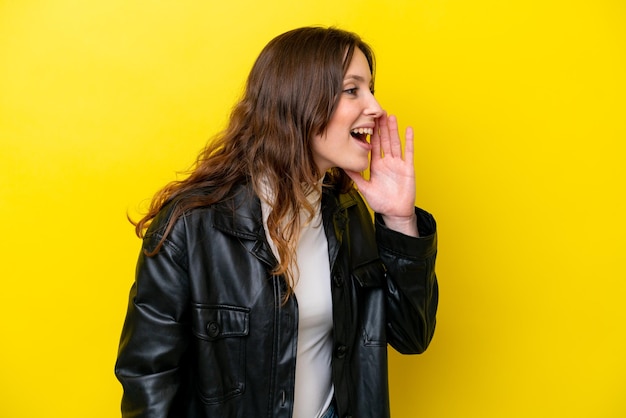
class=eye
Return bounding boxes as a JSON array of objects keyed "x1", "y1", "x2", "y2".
[{"x1": 343, "y1": 87, "x2": 358, "y2": 95}]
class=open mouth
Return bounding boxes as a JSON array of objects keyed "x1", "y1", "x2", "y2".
[{"x1": 350, "y1": 127, "x2": 373, "y2": 143}]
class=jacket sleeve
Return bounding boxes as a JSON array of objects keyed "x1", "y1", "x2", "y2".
[
  {"x1": 375, "y1": 207, "x2": 439, "y2": 354},
  {"x1": 114, "y1": 221, "x2": 190, "y2": 418}
]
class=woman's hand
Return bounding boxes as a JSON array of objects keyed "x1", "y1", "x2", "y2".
[{"x1": 345, "y1": 113, "x2": 419, "y2": 237}]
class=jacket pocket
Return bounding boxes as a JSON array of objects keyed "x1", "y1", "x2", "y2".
[
  {"x1": 191, "y1": 304, "x2": 250, "y2": 404},
  {"x1": 352, "y1": 261, "x2": 387, "y2": 347}
]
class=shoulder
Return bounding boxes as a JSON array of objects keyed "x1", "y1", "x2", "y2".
[{"x1": 145, "y1": 182, "x2": 261, "y2": 246}]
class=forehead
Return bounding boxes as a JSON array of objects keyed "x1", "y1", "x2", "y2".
[{"x1": 344, "y1": 49, "x2": 372, "y2": 83}]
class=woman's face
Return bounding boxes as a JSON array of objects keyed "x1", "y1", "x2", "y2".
[{"x1": 312, "y1": 48, "x2": 384, "y2": 173}]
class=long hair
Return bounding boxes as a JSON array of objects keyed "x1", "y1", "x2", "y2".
[{"x1": 133, "y1": 26, "x2": 376, "y2": 297}]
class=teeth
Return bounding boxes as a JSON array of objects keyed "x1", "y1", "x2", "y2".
[{"x1": 351, "y1": 128, "x2": 373, "y2": 135}]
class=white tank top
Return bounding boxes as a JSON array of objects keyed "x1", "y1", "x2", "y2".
[{"x1": 260, "y1": 186, "x2": 334, "y2": 418}]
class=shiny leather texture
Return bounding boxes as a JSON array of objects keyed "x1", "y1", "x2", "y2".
[{"x1": 115, "y1": 181, "x2": 438, "y2": 418}]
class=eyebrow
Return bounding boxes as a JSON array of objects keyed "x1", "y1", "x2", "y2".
[
  {"x1": 344, "y1": 74, "x2": 370, "y2": 83},
  {"x1": 344, "y1": 74, "x2": 374, "y2": 89}
]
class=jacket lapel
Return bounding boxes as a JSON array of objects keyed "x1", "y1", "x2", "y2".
[
  {"x1": 322, "y1": 187, "x2": 356, "y2": 272},
  {"x1": 210, "y1": 181, "x2": 357, "y2": 272},
  {"x1": 211, "y1": 183, "x2": 278, "y2": 268}
]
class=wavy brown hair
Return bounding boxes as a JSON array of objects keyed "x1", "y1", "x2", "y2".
[{"x1": 133, "y1": 26, "x2": 376, "y2": 297}]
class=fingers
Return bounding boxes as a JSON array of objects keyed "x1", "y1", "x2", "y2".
[
  {"x1": 377, "y1": 113, "x2": 409, "y2": 159},
  {"x1": 345, "y1": 169, "x2": 368, "y2": 191},
  {"x1": 387, "y1": 115, "x2": 402, "y2": 158},
  {"x1": 370, "y1": 113, "x2": 383, "y2": 162},
  {"x1": 374, "y1": 113, "x2": 414, "y2": 162},
  {"x1": 404, "y1": 125, "x2": 414, "y2": 162},
  {"x1": 378, "y1": 112, "x2": 392, "y2": 158}
]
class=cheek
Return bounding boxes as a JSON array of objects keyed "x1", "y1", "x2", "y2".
[
  {"x1": 312, "y1": 135, "x2": 332, "y2": 157},
  {"x1": 335, "y1": 110, "x2": 353, "y2": 129},
  {"x1": 327, "y1": 103, "x2": 353, "y2": 129}
]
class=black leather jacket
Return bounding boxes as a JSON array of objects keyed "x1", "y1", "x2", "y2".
[{"x1": 115, "y1": 182, "x2": 438, "y2": 418}]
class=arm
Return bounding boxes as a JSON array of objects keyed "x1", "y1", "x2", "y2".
[
  {"x1": 376, "y1": 208, "x2": 438, "y2": 353},
  {"x1": 115, "y1": 223, "x2": 190, "y2": 418},
  {"x1": 347, "y1": 112, "x2": 438, "y2": 352}
]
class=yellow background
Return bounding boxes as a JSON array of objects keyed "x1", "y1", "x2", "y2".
[{"x1": 1, "y1": 0, "x2": 624, "y2": 417}]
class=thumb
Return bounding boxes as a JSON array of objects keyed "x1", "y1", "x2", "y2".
[{"x1": 345, "y1": 170, "x2": 368, "y2": 191}]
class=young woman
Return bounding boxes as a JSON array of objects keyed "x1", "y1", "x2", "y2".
[{"x1": 115, "y1": 26, "x2": 439, "y2": 418}]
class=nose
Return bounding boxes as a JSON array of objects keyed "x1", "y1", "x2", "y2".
[{"x1": 364, "y1": 91, "x2": 384, "y2": 118}]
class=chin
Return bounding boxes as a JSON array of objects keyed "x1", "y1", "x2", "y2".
[
  {"x1": 329, "y1": 156, "x2": 369, "y2": 173},
  {"x1": 343, "y1": 162, "x2": 369, "y2": 173},
  {"x1": 355, "y1": 159, "x2": 370, "y2": 172}
]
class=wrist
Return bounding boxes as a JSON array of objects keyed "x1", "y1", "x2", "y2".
[{"x1": 381, "y1": 213, "x2": 419, "y2": 237}]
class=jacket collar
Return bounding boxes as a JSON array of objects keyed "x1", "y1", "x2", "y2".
[
  {"x1": 210, "y1": 180, "x2": 358, "y2": 270},
  {"x1": 210, "y1": 183, "x2": 276, "y2": 267},
  {"x1": 211, "y1": 183, "x2": 264, "y2": 240}
]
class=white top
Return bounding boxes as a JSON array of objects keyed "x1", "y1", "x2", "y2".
[{"x1": 259, "y1": 185, "x2": 334, "y2": 418}]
